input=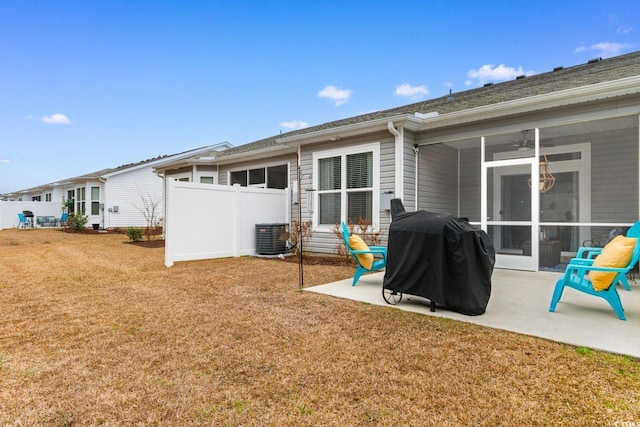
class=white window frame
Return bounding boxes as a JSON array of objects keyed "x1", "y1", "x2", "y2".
[
  {"x1": 227, "y1": 162, "x2": 289, "y2": 189},
  {"x1": 312, "y1": 142, "x2": 380, "y2": 232},
  {"x1": 90, "y1": 186, "x2": 101, "y2": 216},
  {"x1": 199, "y1": 176, "x2": 215, "y2": 184}
]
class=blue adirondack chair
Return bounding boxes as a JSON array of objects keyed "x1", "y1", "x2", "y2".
[
  {"x1": 340, "y1": 222, "x2": 387, "y2": 286},
  {"x1": 549, "y1": 235, "x2": 640, "y2": 320},
  {"x1": 17, "y1": 213, "x2": 29, "y2": 228},
  {"x1": 59, "y1": 213, "x2": 69, "y2": 227},
  {"x1": 575, "y1": 221, "x2": 640, "y2": 291}
]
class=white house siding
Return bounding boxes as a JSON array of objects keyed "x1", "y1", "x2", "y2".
[{"x1": 103, "y1": 167, "x2": 164, "y2": 229}]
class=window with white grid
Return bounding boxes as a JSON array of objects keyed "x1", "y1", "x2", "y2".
[{"x1": 313, "y1": 143, "x2": 379, "y2": 228}]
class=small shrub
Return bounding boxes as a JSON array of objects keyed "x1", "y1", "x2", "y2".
[
  {"x1": 66, "y1": 213, "x2": 88, "y2": 232},
  {"x1": 287, "y1": 221, "x2": 313, "y2": 256},
  {"x1": 125, "y1": 226, "x2": 144, "y2": 242}
]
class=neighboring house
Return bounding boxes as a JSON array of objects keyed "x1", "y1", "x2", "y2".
[
  {"x1": 2, "y1": 143, "x2": 232, "y2": 229},
  {"x1": 157, "y1": 51, "x2": 640, "y2": 272}
]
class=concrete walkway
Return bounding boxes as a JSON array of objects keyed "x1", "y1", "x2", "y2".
[{"x1": 305, "y1": 269, "x2": 640, "y2": 358}]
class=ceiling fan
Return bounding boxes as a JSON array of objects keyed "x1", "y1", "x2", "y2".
[{"x1": 512, "y1": 130, "x2": 533, "y2": 151}]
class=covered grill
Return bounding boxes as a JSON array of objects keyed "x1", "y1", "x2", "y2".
[
  {"x1": 383, "y1": 209, "x2": 495, "y2": 315},
  {"x1": 22, "y1": 210, "x2": 34, "y2": 227}
]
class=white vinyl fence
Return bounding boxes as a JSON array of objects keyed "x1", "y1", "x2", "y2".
[
  {"x1": 0, "y1": 201, "x2": 62, "y2": 230},
  {"x1": 164, "y1": 181, "x2": 290, "y2": 267}
]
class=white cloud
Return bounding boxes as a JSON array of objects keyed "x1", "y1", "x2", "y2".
[
  {"x1": 280, "y1": 120, "x2": 309, "y2": 130},
  {"x1": 0, "y1": 158, "x2": 10, "y2": 164},
  {"x1": 394, "y1": 83, "x2": 429, "y2": 100},
  {"x1": 317, "y1": 85, "x2": 352, "y2": 106},
  {"x1": 574, "y1": 42, "x2": 632, "y2": 58},
  {"x1": 41, "y1": 113, "x2": 72, "y2": 125},
  {"x1": 465, "y1": 64, "x2": 537, "y2": 86},
  {"x1": 617, "y1": 26, "x2": 633, "y2": 35}
]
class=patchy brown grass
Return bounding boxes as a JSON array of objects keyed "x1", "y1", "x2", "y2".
[{"x1": 0, "y1": 229, "x2": 639, "y2": 426}]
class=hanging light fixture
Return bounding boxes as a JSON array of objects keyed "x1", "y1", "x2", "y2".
[{"x1": 528, "y1": 154, "x2": 556, "y2": 193}]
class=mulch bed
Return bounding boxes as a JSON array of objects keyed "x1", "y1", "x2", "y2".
[
  {"x1": 128, "y1": 239, "x2": 165, "y2": 248},
  {"x1": 279, "y1": 253, "x2": 355, "y2": 267}
]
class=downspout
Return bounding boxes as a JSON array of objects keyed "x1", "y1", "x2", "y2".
[
  {"x1": 413, "y1": 144, "x2": 419, "y2": 209},
  {"x1": 387, "y1": 121, "x2": 404, "y2": 206}
]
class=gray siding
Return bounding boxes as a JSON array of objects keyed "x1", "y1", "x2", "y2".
[
  {"x1": 418, "y1": 143, "x2": 458, "y2": 214},
  {"x1": 300, "y1": 131, "x2": 396, "y2": 255},
  {"x1": 590, "y1": 128, "x2": 638, "y2": 222},
  {"x1": 459, "y1": 147, "x2": 482, "y2": 221}
]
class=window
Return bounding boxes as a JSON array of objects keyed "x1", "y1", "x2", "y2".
[
  {"x1": 32, "y1": 195, "x2": 41, "y2": 201},
  {"x1": 45, "y1": 193, "x2": 52, "y2": 202},
  {"x1": 91, "y1": 186, "x2": 100, "y2": 215},
  {"x1": 229, "y1": 164, "x2": 288, "y2": 189},
  {"x1": 76, "y1": 187, "x2": 86, "y2": 214},
  {"x1": 249, "y1": 168, "x2": 265, "y2": 186},
  {"x1": 67, "y1": 190, "x2": 75, "y2": 213},
  {"x1": 200, "y1": 176, "x2": 214, "y2": 184},
  {"x1": 314, "y1": 143, "x2": 379, "y2": 228},
  {"x1": 230, "y1": 171, "x2": 247, "y2": 186}
]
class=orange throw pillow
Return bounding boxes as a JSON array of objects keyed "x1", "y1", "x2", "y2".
[
  {"x1": 349, "y1": 234, "x2": 374, "y2": 270},
  {"x1": 588, "y1": 235, "x2": 637, "y2": 291}
]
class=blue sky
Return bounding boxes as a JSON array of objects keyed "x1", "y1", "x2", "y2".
[{"x1": 1, "y1": 0, "x2": 638, "y2": 194}]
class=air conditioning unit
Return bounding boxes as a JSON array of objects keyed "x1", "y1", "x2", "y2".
[{"x1": 255, "y1": 223, "x2": 288, "y2": 255}]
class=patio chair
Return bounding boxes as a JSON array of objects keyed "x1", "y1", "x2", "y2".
[
  {"x1": 17, "y1": 213, "x2": 29, "y2": 228},
  {"x1": 340, "y1": 222, "x2": 387, "y2": 286},
  {"x1": 575, "y1": 220, "x2": 640, "y2": 291},
  {"x1": 549, "y1": 235, "x2": 640, "y2": 320},
  {"x1": 58, "y1": 213, "x2": 69, "y2": 227}
]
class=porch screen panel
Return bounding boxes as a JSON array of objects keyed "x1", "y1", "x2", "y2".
[{"x1": 318, "y1": 156, "x2": 341, "y2": 225}]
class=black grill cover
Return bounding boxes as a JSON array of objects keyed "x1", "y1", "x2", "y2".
[{"x1": 383, "y1": 211, "x2": 495, "y2": 315}]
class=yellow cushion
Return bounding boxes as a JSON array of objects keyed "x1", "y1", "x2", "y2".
[
  {"x1": 588, "y1": 235, "x2": 637, "y2": 291},
  {"x1": 349, "y1": 234, "x2": 374, "y2": 270}
]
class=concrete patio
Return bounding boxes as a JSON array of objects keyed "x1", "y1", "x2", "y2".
[{"x1": 305, "y1": 269, "x2": 640, "y2": 358}]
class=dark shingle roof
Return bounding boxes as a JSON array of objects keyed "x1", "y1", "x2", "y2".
[{"x1": 217, "y1": 51, "x2": 640, "y2": 158}]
